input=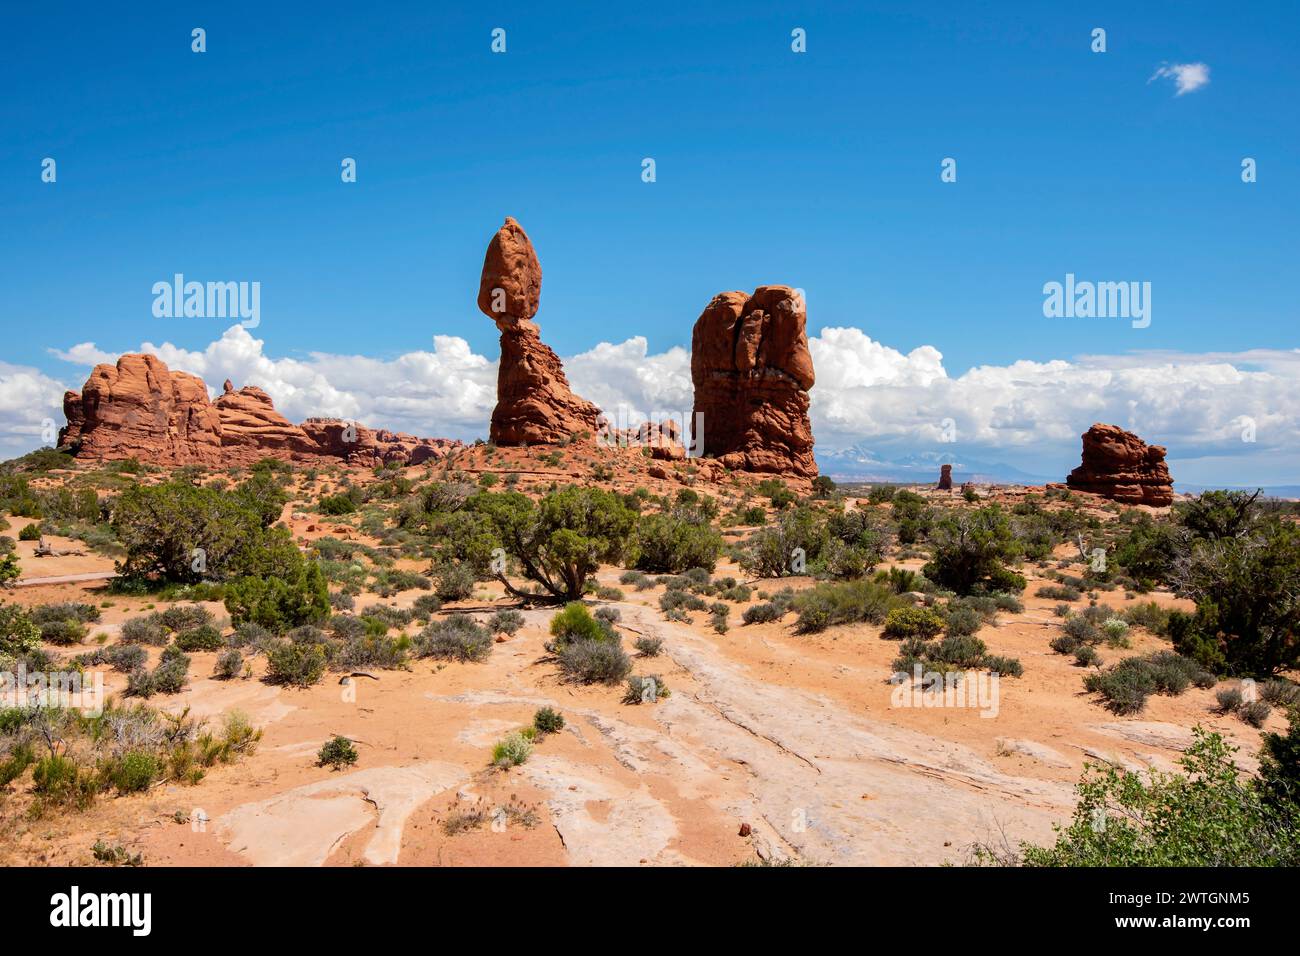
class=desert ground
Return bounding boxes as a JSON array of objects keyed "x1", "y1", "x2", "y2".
[{"x1": 0, "y1": 443, "x2": 1289, "y2": 867}]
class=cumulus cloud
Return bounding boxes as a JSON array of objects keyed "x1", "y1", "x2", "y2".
[
  {"x1": 1149, "y1": 62, "x2": 1211, "y2": 96},
  {"x1": 17, "y1": 323, "x2": 1298, "y2": 484},
  {"x1": 0, "y1": 361, "x2": 72, "y2": 459}
]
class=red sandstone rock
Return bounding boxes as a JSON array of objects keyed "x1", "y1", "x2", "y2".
[
  {"x1": 1065, "y1": 423, "x2": 1174, "y2": 507},
  {"x1": 690, "y1": 286, "x2": 817, "y2": 477},
  {"x1": 58, "y1": 354, "x2": 224, "y2": 465},
  {"x1": 477, "y1": 217, "x2": 602, "y2": 445},
  {"x1": 215, "y1": 385, "x2": 317, "y2": 455},
  {"x1": 60, "y1": 354, "x2": 461, "y2": 467},
  {"x1": 938, "y1": 464, "x2": 953, "y2": 490}
]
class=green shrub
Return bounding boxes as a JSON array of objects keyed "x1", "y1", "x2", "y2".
[
  {"x1": 214, "y1": 648, "x2": 244, "y2": 679},
  {"x1": 882, "y1": 606, "x2": 946, "y2": 640},
  {"x1": 158, "y1": 604, "x2": 213, "y2": 633},
  {"x1": 473, "y1": 485, "x2": 637, "y2": 601},
  {"x1": 433, "y1": 562, "x2": 475, "y2": 601},
  {"x1": 634, "y1": 635, "x2": 663, "y2": 656},
  {"x1": 634, "y1": 512, "x2": 723, "y2": 573},
  {"x1": 623, "y1": 674, "x2": 668, "y2": 704},
  {"x1": 792, "y1": 579, "x2": 901, "y2": 634},
  {"x1": 228, "y1": 621, "x2": 271, "y2": 648},
  {"x1": 415, "y1": 616, "x2": 492, "y2": 662},
  {"x1": 32, "y1": 754, "x2": 97, "y2": 810},
  {"x1": 487, "y1": 609, "x2": 524, "y2": 635},
  {"x1": 1083, "y1": 652, "x2": 1210, "y2": 715},
  {"x1": 224, "y1": 561, "x2": 330, "y2": 633},
  {"x1": 533, "y1": 706, "x2": 564, "y2": 735},
  {"x1": 1122, "y1": 601, "x2": 1172, "y2": 635},
  {"x1": 1170, "y1": 517, "x2": 1300, "y2": 676},
  {"x1": 119, "y1": 614, "x2": 168, "y2": 646},
  {"x1": 742, "y1": 602, "x2": 781, "y2": 625},
  {"x1": 318, "y1": 735, "x2": 359, "y2": 770},
  {"x1": 174, "y1": 624, "x2": 223, "y2": 652},
  {"x1": 104, "y1": 750, "x2": 163, "y2": 794},
  {"x1": 18, "y1": 524, "x2": 42, "y2": 541},
  {"x1": 491, "y1": 731, "x2": 533, "y2": 768},
  {"x1": 38, "y1": 618, "x2": 86, "y2": 646},
  {"x1": 265, "y1": 640, "x2": 329, "y2": 686},
  {"x1": 921, "y1": 506, "x2": 1025, "y2": 595},
  {"x1": 549, "y1": 602, "x2": 608, "y2": 646},
  {"x1": 1216, "y1": 686, "x2": 1243, "y2": 713},
  {"x1": 29, "y1": 602, "x2": 101, "y2": 626},
  {"x1": 555, "y1": 636, "x2": 631, "y2": 685},
  {"x1": 0, "y1": 602, "x2": 40, "y2": 656},
  {"x1": 1261, "y1": 680, "x2": 1300, "y2": 708},
  {"x1": 1240, "y1": 701, "x2": 1272, "y2": 728},
  {"x1": 318, "y1": 493, "x2": 358, "y2": 516},
  {"x1": 1036, "y1": 584, "x2": 1080, "y2": 601},
  {"x1": 1074, "y1": 645, "x2": 1101, "y2": 668},
  {"x1": 1011, "y1": 728, "x2": 1299, "y2": 866}
]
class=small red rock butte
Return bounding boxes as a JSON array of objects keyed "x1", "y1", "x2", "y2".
[
  {"x1": 937, "y1": 464, "x2": 953, "y2": 490},
  {"x1": 1063, "y1": 422, "x2": 1174, "y2": 507},
  {"x1": 690, "y1": 286, "x2": 818, "y2": 477},
  {"x1": 477, "y1": 216, "x2": 603, "y2": 446},
  {"x1": 58, "y1": 353, "x2": 460, "y2": 467}
]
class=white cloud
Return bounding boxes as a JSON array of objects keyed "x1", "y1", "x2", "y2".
[
  {"x1": 19, "y1": 323, "x2": 1299, "y2": 485},
  {"x1": 0, "y1": 361, "x2": 71, "y2": 459},
  {"x1": 1149, "y1": 61, "x2": 1211, "y2": 96}
]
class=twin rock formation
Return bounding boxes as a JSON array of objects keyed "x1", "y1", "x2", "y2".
[
  {"x1": 58, "y1": 217, "x2": 1172, "y2": 500},
  {"x1": 59, "y1": 217, "x2": 818, "y2": 477},
  {"x1": 476, "y1": 217, "x2": 817, "y2": 476},
  {"x1": 59, "y1": 356, "x2": 459, "y2": 467}
]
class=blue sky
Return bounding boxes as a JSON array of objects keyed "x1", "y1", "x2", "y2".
[{"x1": 1, "y1": 1, "x2": 1297, "y2": 483}]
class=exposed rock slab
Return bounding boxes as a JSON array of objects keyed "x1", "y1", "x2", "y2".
[{"x1": 215, "y1": 761, "x2": 465, "y2": 866}]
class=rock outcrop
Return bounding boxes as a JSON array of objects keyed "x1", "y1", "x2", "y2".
[
  {"x1": 214, "y1": 381, "x2": 318, "y2": 456},
  {"x1": 58, "y1": 354, "x2": 224, "y2": 464},
  {"x1": 690, "y1": 286, "x2": 816, "y2": 477},
  {"x1": 59, "y1": 354, "x2": 461, "y2": 467},
  {"x1": 477, "y1": 217, "x2": 602, "y2": 445},
  {"x1": 938, "y1": 464, "x2": 953, "y2": 490},
  {"x1": 1064, "y1": 423, "x2": 1174, "y2": 506}
]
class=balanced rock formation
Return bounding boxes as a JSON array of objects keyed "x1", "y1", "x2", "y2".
[
  {"x1": 690, "y1": 286, "x2": 816, "y2": 477},
  {"x1": 59, "y1": 354, "x2": 460, "y2": 467},
  {"x1": 938, "y1": 464, "x2": 953, "y2": 490},
  {"x1": 1064, "y1": 423, "x2": 1174, "y2": 506},
  {"x1": 477, "y1": 217, "x2": 602, "y2": 445}
]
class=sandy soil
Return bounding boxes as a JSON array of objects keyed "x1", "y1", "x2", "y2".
[{"x1": 0, "y1": 461, "x2": 1289, "y2": 867}]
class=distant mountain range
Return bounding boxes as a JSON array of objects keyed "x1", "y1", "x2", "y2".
[
  {"x1": 817, "y1": 444, "x2": 1298, "y2": 498},
  {"x1": 815, "y1": 445, "x2": 1056, "y2": 485}
]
